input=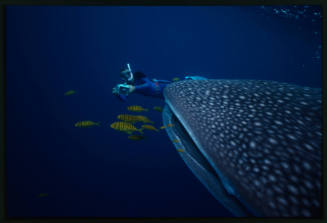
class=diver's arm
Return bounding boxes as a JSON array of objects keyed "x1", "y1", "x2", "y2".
[
  {"x1": 131, "y1": 77, "x2": 151, "y2": 92},
  {"x1": 133, "y1": 83, "x2": 148, "y2": 92},
  {"x1": 155, "y1": 79, "x2": 172, "y2": 84},
  {"x1": 113, "y1": 83, "x2": 145, "y2": 95}
]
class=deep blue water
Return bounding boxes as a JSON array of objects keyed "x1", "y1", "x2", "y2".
[{"x1": 6, "y1": 6, "x2": 321, "y2": 217}]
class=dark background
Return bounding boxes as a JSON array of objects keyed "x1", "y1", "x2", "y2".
[{"x1": 5, "y1": 6, "x2": 321, "y2": 217}]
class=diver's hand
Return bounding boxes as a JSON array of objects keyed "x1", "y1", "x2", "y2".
[
  {"x1": 112, "y1": 85, "x2": 120, "y2": 95},
  {"x1": 112, "y1": 84, "x2": 135, "y2": 95},
  {"x1": 129, "y1": 85, "x2": 135, "y2": 93}
]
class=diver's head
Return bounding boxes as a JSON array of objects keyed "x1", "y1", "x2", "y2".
[
  {"x1": 120, "y1": 68, "x2": 134, "y2": 84},
  {"x1": 133, "y1": 71, "x2": 147, "y2": 80}
]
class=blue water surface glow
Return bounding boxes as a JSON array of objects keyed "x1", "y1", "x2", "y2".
[{"x1": 6, "y1": 5, "x2": 321, "y2": 217}]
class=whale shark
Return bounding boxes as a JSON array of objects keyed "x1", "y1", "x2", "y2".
[{"x1": 162, "y1": 79, "x2": 322, "y2": 217}]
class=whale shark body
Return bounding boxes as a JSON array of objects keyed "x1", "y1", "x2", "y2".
[{"x1": 162, "y1": 79, "x2": 322, "y2": 217}]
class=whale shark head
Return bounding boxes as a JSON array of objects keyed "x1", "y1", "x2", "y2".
[{"x1": 162, "y1": 79, "x2": 322, "y2": 217}]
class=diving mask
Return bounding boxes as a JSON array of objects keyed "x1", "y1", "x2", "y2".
[{"x1": 120, "y1": 63, "x2": 134, "y2": 84}]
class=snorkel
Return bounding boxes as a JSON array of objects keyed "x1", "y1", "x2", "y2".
[
  {"x1": 114, "y1": 63, "x2": 134, "y2": 96},
  {"x1": 121, "y1": 63, "x2": 134, "y2": 85}
]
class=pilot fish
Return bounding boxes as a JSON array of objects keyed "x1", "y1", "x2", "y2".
[
  {"x1": 163, "y1": 79, "x2": 322, "y2": 217},
  {"x1": 160, "y1": 123, "x2": 174, "y2": 129},
  {"x1": 64, "y1": 90, "x2": 76, "y2": 96},
  {"x1": 37, "y1": 193, "x2": 48, "y2": 197},
  {"x1": 172, "y1": 139, "x2": 180, "y2": 143},
  {"x1": 153, "y1": 106, "x2": 163, "y2": 112},
  {"x1": 74, "y1": 120, "x2": 100, "y2": 127},
  {"x1": 136, "y1": 115, "x2": 154, "y2": 124},
  {"x1": 117, "y1": 114, "x2": 154, "y2": 124},
  {"x1": 110, "y1": 121, "x2": 143, "y2": 134},
  {"x1": 140, "y1": 124, "x2": 159, "y2": 132},
  {"x1": 127, "y1": 105, "x2": 149, "y2": 112}
]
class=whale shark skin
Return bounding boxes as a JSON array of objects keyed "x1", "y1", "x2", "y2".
[{"x1": 162, "y1": 79, "x2": 322, "y2": 217}]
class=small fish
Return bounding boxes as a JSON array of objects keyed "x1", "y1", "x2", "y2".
[
  {"x1": 160, "y1": 124, "x2": 174, "y2": 129},
  {"x1": 64, "y1": 90, "x2": 76, "y2": 96},
  {"x1": 160, "y1": 123, "x2": 174, "y2": 130},
  {"x1": 172, "y1": 139, "x2": 180, "y2": 143},
  {"x1": 110, "y1": 121, "x2": 143, "y2": 134},
  {"x1": 75, "y1": 121, "x2": 100, "y2": 127},
  {"x1": 117, "y1": 114, "x2": 141, "y2": 123},
  {"x1": 153, "y1": 106, "x2": 163, "y2": 112},
  {"x1": 136, "y1": 115, "x2": 154, "y2": 124},
  {"x1": 172, "y1": 77, "x2": 180, "y2": 82},
  {"x1": 177, "y1": 149, "x2": 185, "y2": 153},
  {"x1": 141, "y1": 124, "x2": 159, "y2": 132},
  {"x1": 38, "y1": 193, "x2": 48, "y2": 197},
  {"x1": 128, "y1": 135, "x2": 145, "y2": 140},
  {"x1": 117, "y1": 114, "x2": 154, "y2": 124},
  {"x1": 127, "y1": 105, "x2": 148, "y2": 112}
]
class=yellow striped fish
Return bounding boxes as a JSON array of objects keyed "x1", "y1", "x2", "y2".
[
  {"x1": 160, "y1": 123, "x2": 174, "y2": 129},
  {"x1": 136, "y1": 115, "x2": 154, "y2": 124},
  {"x1": 110, "y1": 121, "x2": 143, "y2": 134},
  {"x1": 141, "y1": 124, "x2": 159, "y2": 132},
  {"x1": 177, "y1": 149, "x2": 185, "y2": 153},
  {"x1": 117, "y1": 114, "x2": 154, "y2": 124},
  {"x1": 64, "y1": 90, "x2": 76, "y2": 96},
  {"x1": 172, "y1": 77, "x2": 180, "y2": 82},
  {"x1": 172, "y1": 139, "x2": 180, "y2": 143},
  {"x1": 75, "y1": 120, "x2": 100, "y2": 127},
  {"x1": 127, "y1": 105, "x2": 148, "y2": 112},
  {"x1": 38, "y1": 193, "x2": 48, "y2": 197},
  {"x1": 117, "y1": 114, "x2": 140, "y2": 123},
  {"x1": 153, "y1": 106, "x2": 163, "y2": 112}
]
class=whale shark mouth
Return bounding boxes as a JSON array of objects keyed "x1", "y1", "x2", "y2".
[{"x1": 162, "y1": 104, "x2": 253, "y2": 217}]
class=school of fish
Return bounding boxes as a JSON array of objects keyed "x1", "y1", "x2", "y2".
[
  {"x1": 109, "y1": 105, "x2": 175, "y2": 140},
  {"x1": 68, "y1": 91, "x2": 169, "y2": 140}
]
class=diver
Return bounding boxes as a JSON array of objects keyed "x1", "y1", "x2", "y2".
[
  {"x1": 112, "y1": 63, "x2": 208, "y2": 101},
  {"x1": 112, "y1": 64, "x2": 172, "y2": 101}
]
